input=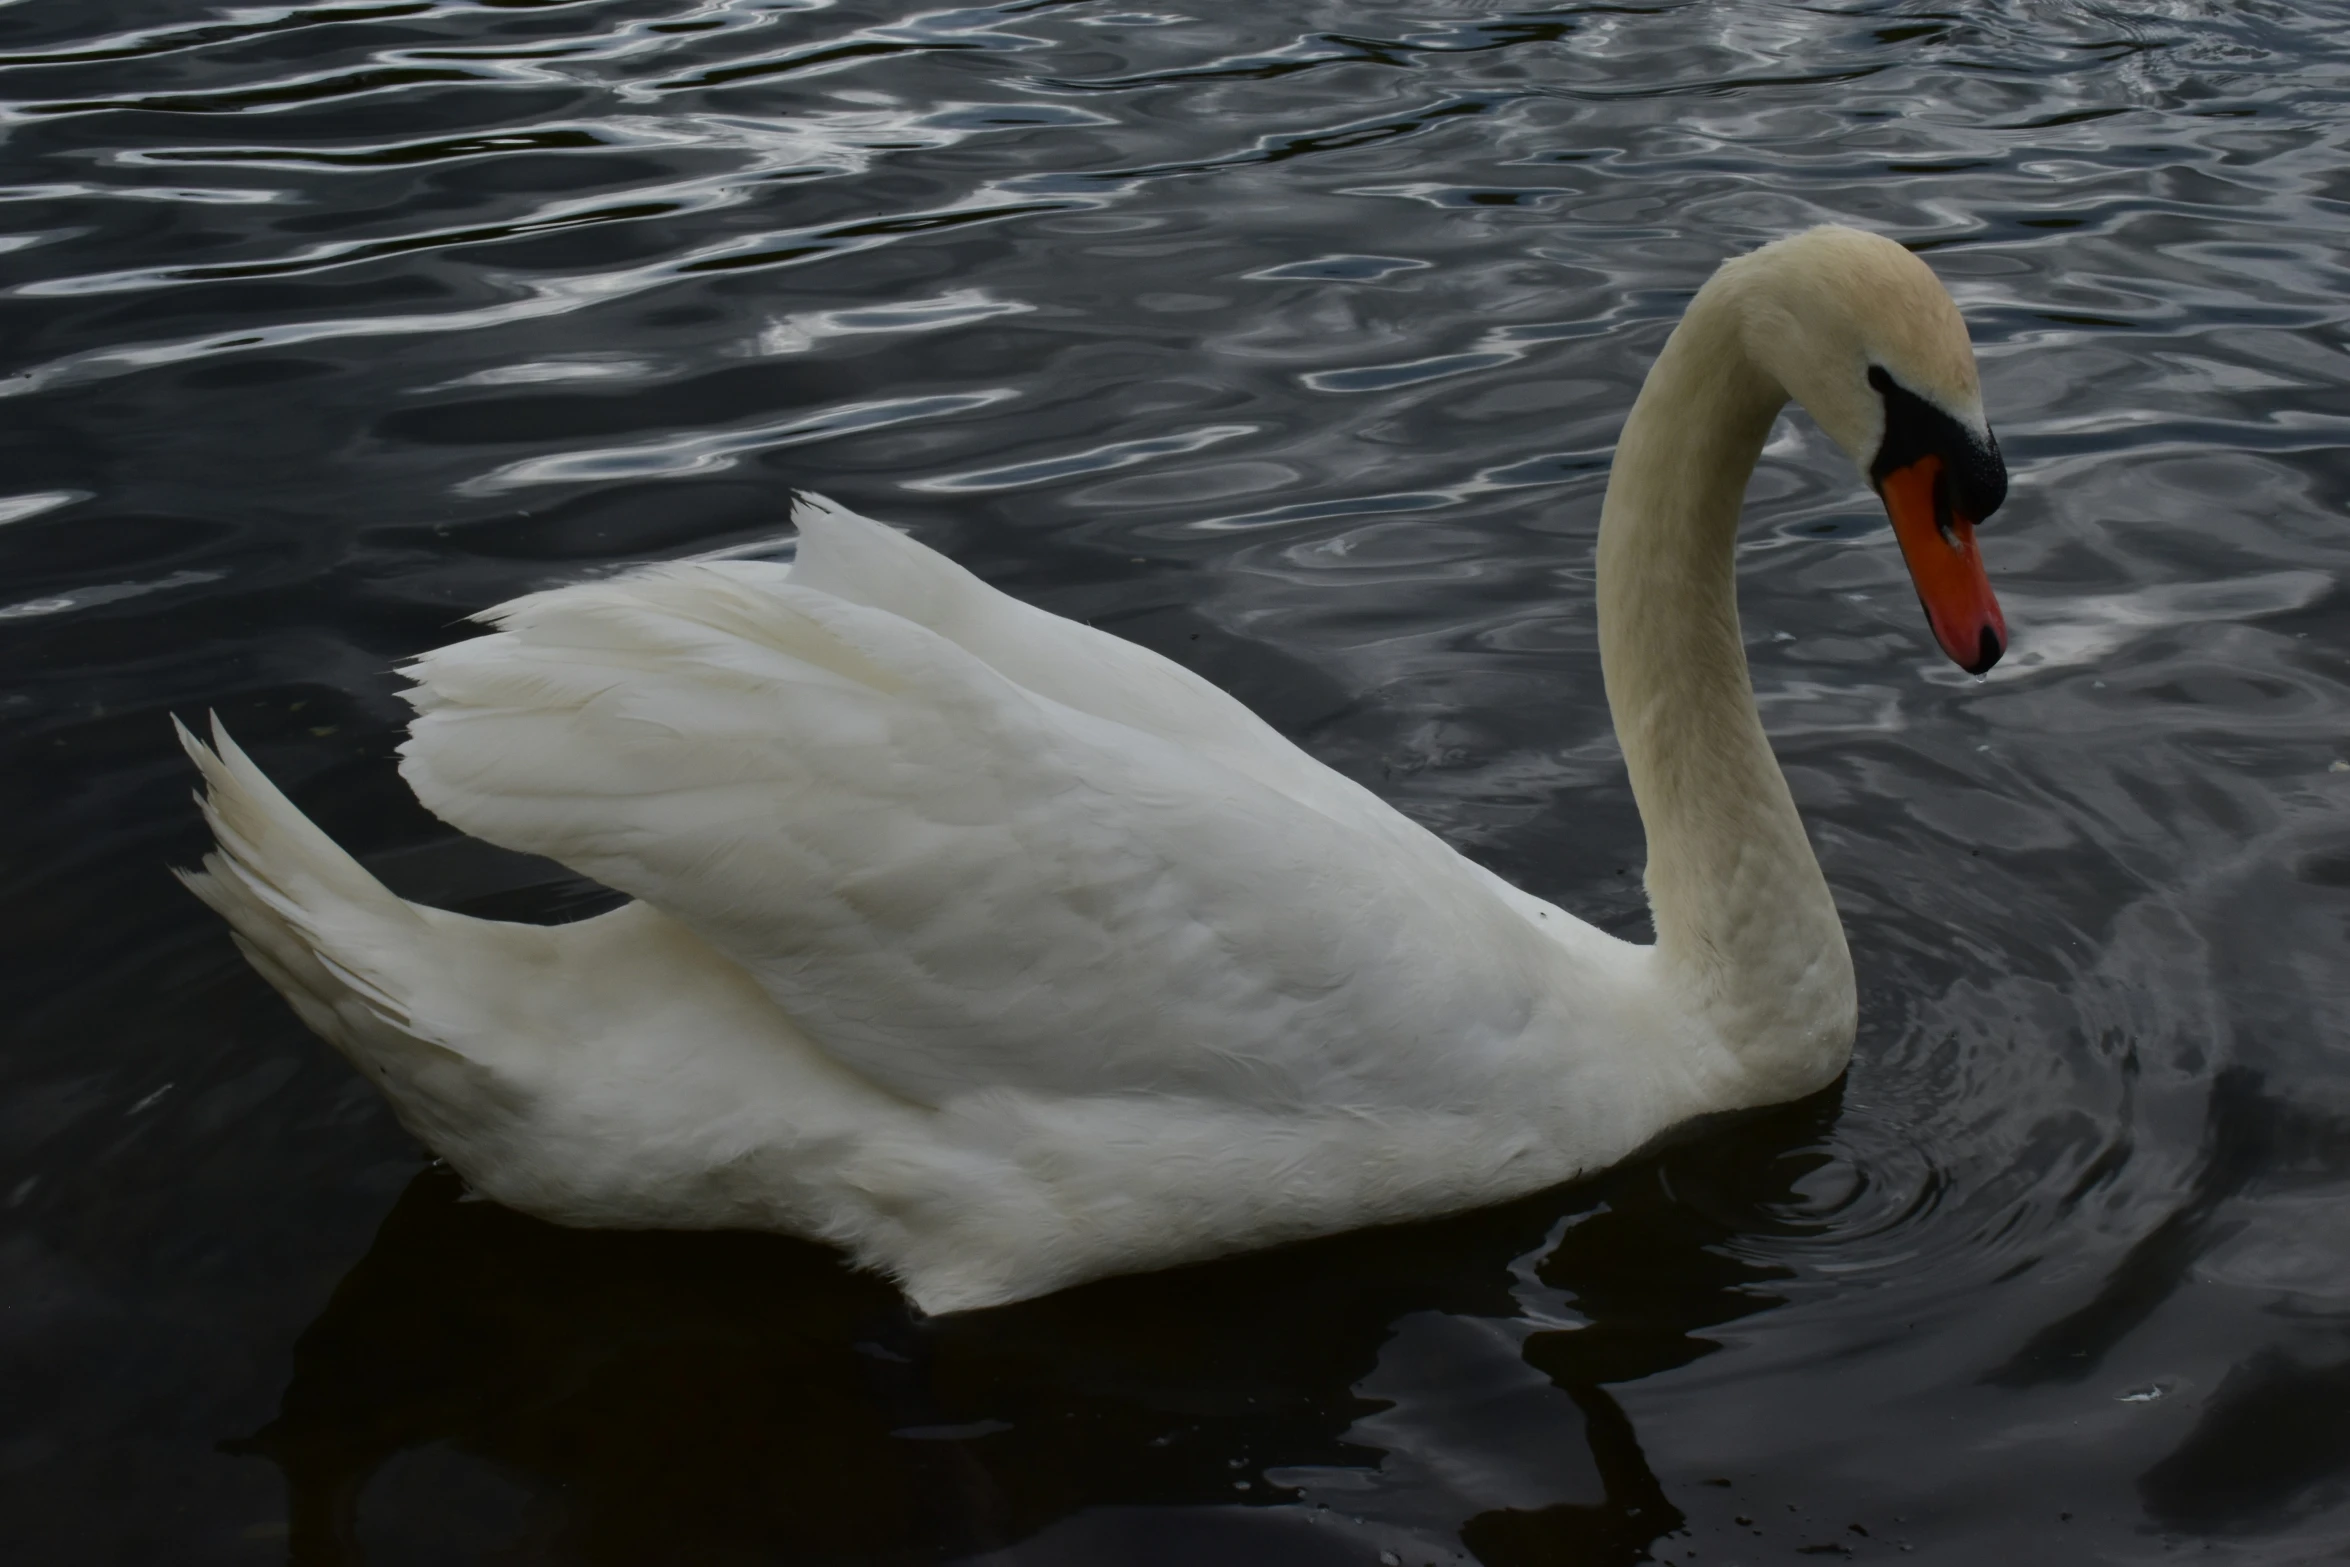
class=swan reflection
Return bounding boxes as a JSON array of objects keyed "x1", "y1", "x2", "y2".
[{"x1": 238, "y1": 1092, "x2": 1836, "y2": 1565}]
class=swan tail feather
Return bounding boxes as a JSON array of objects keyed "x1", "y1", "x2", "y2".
[
  {"x1": 174, "y1": 717, "x2": 529, "y2": 1137},
  {"x1": 178, "y1": 715, "x2": 909, "y2": 1231},
  {"x1": 176, "y1": 715, "x2": 421, "y2": 1020}
]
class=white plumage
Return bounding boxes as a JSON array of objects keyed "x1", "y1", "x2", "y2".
[{"x1": 181, "y1": 227, "x2": 2001, "y2": 1312}]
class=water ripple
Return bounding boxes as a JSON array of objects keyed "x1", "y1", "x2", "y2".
[
  {"x1": 467, "y1": 387, "x2": 1018, "y2": 488},
  {"x1": 910, "y1": 421, "x2": 1254, "y2": 492}
]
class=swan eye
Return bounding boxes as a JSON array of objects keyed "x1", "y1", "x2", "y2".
[{"x1": 1866, "y1": 364, "x2": 2006, "y2": 525}]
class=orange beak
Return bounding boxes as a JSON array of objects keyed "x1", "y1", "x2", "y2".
[{"x1": 1880, "y1": 454, "x2": 2006, "y2": 674}]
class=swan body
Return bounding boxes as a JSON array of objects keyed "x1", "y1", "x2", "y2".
[{"x1": 182, "y1": 226, "x2": 2009, "y2": 1313}]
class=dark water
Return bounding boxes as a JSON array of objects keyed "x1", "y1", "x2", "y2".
[{"x1": 5, "y1": 0, "x2": 2350, "y2": 1561}]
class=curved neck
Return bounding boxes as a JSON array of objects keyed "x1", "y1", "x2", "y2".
[{"x1": 1596, "y1": 286, "x2": 1855, "y2": 1090}]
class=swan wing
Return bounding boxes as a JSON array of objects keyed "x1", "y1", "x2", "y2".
[
  {"x1": 787, "y1": 494, "x2": 1401, "y2": 834},
  {"x1": 397, "y1": 558, "x2": 1568, "y2": 1110}
]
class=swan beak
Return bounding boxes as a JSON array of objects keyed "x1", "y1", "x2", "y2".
[{"x1": 1879, "y1": 454, "x2": 2006, "y2": 675}]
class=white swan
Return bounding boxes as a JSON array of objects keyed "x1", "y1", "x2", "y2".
[{"x1": 180, "y1": 226, "x2": 2010, "y2": 1314}]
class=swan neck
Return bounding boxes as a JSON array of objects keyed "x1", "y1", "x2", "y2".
[{"x1": 1596, "y1": 285, "x2": 1855, "y2": 1090}]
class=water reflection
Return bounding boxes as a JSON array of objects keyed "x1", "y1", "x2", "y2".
[
  {"x1": 2144, "y1": 1344, "x2": 2350, "y2": 1536},
  {"x1": 1989, "y1": 1068, "x2": 2350, "y2": 1391},
  {"x1": 243, "y1": 1091, "x2": 1843, "y2": 1565}
]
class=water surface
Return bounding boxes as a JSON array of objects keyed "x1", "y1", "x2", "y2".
[{"x1": 5, "y1": 1, "x2": 2350, "y2": 1561}]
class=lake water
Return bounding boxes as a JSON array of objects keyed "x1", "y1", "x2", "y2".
[{"x1": 5, "y1": 1, "x2": 2350, "y2": 1561}]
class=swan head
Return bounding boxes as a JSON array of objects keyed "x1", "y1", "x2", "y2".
[{"x1": 1722, "y1": 226, "x2": 2010, "y2": 674}]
